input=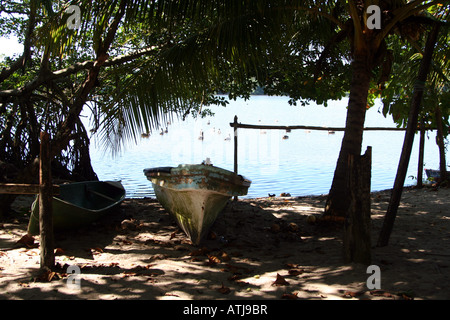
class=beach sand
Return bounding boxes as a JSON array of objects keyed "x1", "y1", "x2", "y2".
[{"x1": 1, "y1": 186, "x2": 449, "y2": 300}]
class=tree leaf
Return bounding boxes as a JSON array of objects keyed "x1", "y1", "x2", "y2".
[
  {"x1": 288, "y1": 269, "x2": 305, "y2": 276},
  {"x1": 189, "y1": 247, "x2": 209, "y2": 256},
  {"x1": 282, "y1": 292, "x2": 299, "y2": 300},
  {"x1": 16, "y1": 234, "x2": 36, "y2": 248},
  {"x1": 205, "y1": 255, "x2": 221, "y2": 266},
  {"x1": 36, "y1": 270, "x2": 62, "y2": 282},
  {"x1": 370, "y1": 290, "x2": 394, "y2": 298},
  {"x1": 54, "y1": 248, "x2": 65, "y2": 256},
  {"x1": 91, "y1": 247, "x2": 103, "y2": 254},
  {"x1": 217, "y1": 283, "x2": 231, "y2": 294},
  {"x1": 220, "y1": 251, "x2": 231, "y2": 262},
  {"x1": 342, "y1": 290, "x2": 365, "y2": 298},
  {"x1": 272, "y1": 273, "x2": 289, "y2": 286}
]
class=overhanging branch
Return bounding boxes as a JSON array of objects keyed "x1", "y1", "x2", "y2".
[{"x1": 0, "y1": 45, "x2": 160, "y2": 101}]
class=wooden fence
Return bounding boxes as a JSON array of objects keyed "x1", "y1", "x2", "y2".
[
  {"x1": 0, "y1": 132, "x2": 56, "y2": 271},
  {"x1": 229, "y1": 115, "x2": 431, "y2": 193}
]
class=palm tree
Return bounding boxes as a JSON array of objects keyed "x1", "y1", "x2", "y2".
[
  {"x1": 0, "y1": 0, "x2": 290, "y2": 215},
  {"x1": 316, "y1": 0, "x2": 446, "y2": 218},
  {"x1": 1, "y1": 0, "x2": 446, "y2": 218},
  {"x1": 90, "y1": 1, "x2": 291, "y2": 153},
  {"x1": 382, "y1": 15, "x2": 449, "y2": 184}
]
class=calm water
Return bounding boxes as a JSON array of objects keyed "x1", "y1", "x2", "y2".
[{"x1": 88, "y1": 96, "x2": 448, "y2": 199}]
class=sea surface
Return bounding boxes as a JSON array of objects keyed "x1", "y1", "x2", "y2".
[{"x1": 87, "y1": 96, "x2": 448, "y2": 199}]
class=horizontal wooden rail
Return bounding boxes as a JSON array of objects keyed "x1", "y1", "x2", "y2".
[
  {"x1": 0, "y1": 183, "x2": 60, "y2": 195},
  {"x1": 229, "y1": 123, "x2": 408, "y2": 132}
]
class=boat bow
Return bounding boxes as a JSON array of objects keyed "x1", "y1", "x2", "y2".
[{"x1": 144, "y1": 164, "x2": 251, "y2": 244}]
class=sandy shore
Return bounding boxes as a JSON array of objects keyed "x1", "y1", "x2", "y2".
[{"x1": 1, "y1": 186, "x2": 449, "y2": 300}]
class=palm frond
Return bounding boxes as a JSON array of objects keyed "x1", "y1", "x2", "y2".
[{"x1": 94, "y1": 1, "x2": 293, "y2": 153}]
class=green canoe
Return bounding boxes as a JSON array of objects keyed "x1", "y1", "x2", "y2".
[{"x1": 27, "y1": 181, "x2": 126, "y2": 236}]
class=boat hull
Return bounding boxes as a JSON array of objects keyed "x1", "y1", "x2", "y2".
[
  {"x1": 27, "y1": 181, "x2": 126, "y2": 235},
  {"x1": 144, "y1": 164, "x2": 251, "y2": 245},
  {"x1": 425, "y1": 169, "x2": 449, "y2": 180}
]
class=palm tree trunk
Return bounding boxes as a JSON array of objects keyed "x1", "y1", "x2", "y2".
[
  {"x1": 377, "y1": 22, "x2": 440, "y2": 247},
  {"x1": 324, "y1": 54, "x2": 371, "y2": 218}
]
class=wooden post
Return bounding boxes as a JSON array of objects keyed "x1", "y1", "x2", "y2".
[
  {"x1": 343, "y1": 146, "x2": 372, "y2": 265},
  {"x1": 39, "y1": 132, "x2": 55, "y2": 271},
  {"x1": 233, "y1": 116, "x2": 238, "y2": 201}
]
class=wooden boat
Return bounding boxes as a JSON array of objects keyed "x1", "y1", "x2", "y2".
[
  {"x1": 27, "y1": 181, "x2": 126, "y2": 235},
  {"x1": 425, "y1": 169, "x2": 449, "y2": 180},
  {"x1": 144, "y1": 164, "x2": 251, "y2": 245}
]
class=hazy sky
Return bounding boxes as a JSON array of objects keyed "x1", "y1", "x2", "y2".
[{"x1": 0, "y1": 36, "x2": 23, "y2": 57}]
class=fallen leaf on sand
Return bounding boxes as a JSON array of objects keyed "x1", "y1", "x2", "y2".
[
  {"x1": 170, "y1": 230, "x2": 180, "y2": 240},
  {"x1": 397, "y1": 292, "x2": 414, "y2": 300},
  {"x1": 272, "y1": 273, "x2": 289, "y2": 286},
  {"x1": 217, "y1": 283, "x2": 231, "y2": 294},
  {"x1": 121, "y1": 219, "x2": 138, "y2": 231},
  {"x1": 54, "y1": 248, "x2": 65, "y2": 256},
  {"x1": 227, "y1": 274, "x2": 241, "y2": 281},
  {"x1": 164, "y1": 292, "x2": 180, "y2": 297},
  {"x1": 16, "y1": 234, "x2": 37, "y2": 248},
  {"x1": 288, "y1": 222, "x2": 299, "y2": 232},
  {"x1": 36, "y1": 270, "x2": 62, "y2": 282},
  {"x1": 18, "y1": 282, "x2": 30, "y2": 287},
  {"x1": 282, "y1": 292, "x2": 299, "y2": 300},
  {"x1": 205, "y1": 255, "x2": 221, "y2": 266},
  {"x1": 121, "y1": 271, "x2": 137, "y2": 278},
  {"x1": 369, "y1": 290, "x2": 408, "y2": 299},
  {"x1": 25, "y1": 250, "x2": 38, "y2": 256},
  {"x1": 189, "y1": 247, "x2": 209, "y2": 256},
  {"x1": 220, "y1": 251, "x2": 231, "y2": 261},
  {"x1": 370, "y1": 290, "x2": 390, "y2": 297},
  {"x1": 288, "y1": 269, "x2": 305, "y2": 276},
  {"x1": 91, "y1": 247, "x2": 103, "y2": 254},
  {"x1": 342, "y1": 290, "x2": 365, "y2": 298}
]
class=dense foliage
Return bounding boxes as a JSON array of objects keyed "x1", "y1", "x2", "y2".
[{"x1": 0, "y1": 1, "x2": 448, "y2": 219}]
